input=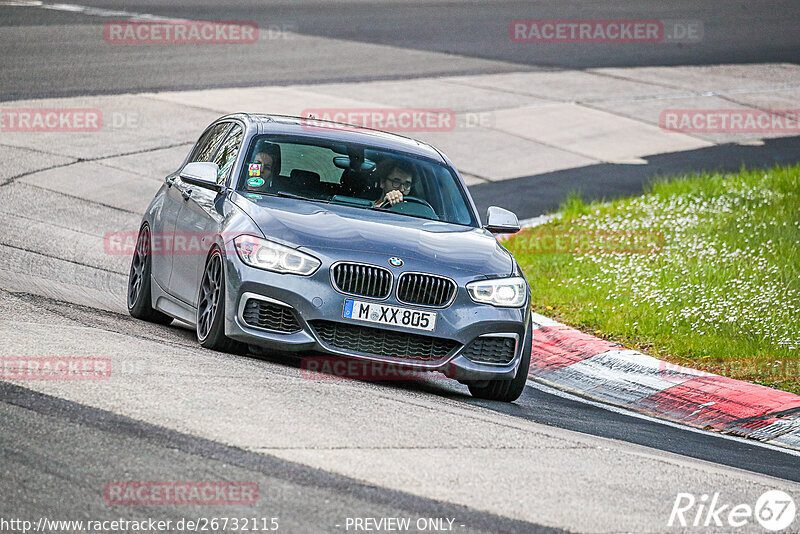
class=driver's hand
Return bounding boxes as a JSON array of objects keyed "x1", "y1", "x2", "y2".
[{"x1": 383, "y1": 190, "x2": 404, "y2": 205}]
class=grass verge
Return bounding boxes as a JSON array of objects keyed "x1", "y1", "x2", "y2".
[{"x1": 506, "y1": 165, "x2": 800, "y2": 394}]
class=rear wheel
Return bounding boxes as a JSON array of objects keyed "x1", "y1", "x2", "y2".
[
  {"x1": 127, "y1": 224, "x2": 173, "y2": 325},
  {"x1": 467, "y1": 321, "x2": 532, "y2": 402},
  {"x1": 197, "y1": 248, "x2": 246, "y2": 353}
]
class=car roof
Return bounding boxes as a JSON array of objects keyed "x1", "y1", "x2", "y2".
[{"x1": 221, "y1": 113, "x2": 447, "y2": 163}]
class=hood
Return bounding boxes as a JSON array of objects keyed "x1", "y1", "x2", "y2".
[{"x1": 232, "y1": 193, "x2": 513, "y2": 276}]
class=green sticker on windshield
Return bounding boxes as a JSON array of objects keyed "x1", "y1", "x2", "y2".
[
  {"x1": 246, "y1": 193, "x2": 262, "y2": 200},
  {"x1": 247, "y1": 177, "x2": 265, "y2": 187}
]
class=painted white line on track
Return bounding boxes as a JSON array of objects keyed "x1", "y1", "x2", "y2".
[
  {"x1": 2, "y1": 1, "x2": 185, "y2": 22},
  {"x1": 525, "y1": 378, "x2": 800, "y2": 458}
]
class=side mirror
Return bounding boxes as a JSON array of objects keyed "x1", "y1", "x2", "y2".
[
  {"x1": 180, "y1": 162, "x2": 222, "y2": 192},
  {"x1": 485, "y1": 206, "x2": 520, "y2": 234}
]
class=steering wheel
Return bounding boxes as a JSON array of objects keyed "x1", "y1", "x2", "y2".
[{"x1": 379, "y1": 195, "x2": 434, "y2": 210}]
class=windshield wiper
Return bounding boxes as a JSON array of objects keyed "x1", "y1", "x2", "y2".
[
  {"x1": 260, "y1": 191, "x2": 331, "y2": 204},
  {"x1": 367, "y1": 205, "x2": 439, "y2": 222}
]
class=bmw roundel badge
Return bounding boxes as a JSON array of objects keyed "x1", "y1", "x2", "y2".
[{"x1": 388, "y1": 257, "x2": 404, "y2": 268}]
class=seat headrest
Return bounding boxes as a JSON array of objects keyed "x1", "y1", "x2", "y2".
[{"x1": 289, "y1": 169, "x2": 320, "y2": 187}]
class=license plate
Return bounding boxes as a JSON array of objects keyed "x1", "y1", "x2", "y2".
[{"x1": 342, "y1": 299, "x2": 437, "y2": 332}]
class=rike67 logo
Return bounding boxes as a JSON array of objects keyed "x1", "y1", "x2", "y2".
[{"x1": 668, "y1": 490, "x2": 796, "y2": 531}]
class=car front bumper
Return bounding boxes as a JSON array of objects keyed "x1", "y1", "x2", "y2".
[{"x1": 222, "y1": 249, "x2": 530, "y2": 381}]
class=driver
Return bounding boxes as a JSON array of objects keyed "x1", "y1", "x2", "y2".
[{"x1": 373, "y1": 159, "x2": 415, "y2": 206}]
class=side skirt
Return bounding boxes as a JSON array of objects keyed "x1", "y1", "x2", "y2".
[{"x1": 151, "y1": 275, "x2": 197, "y2": 326}]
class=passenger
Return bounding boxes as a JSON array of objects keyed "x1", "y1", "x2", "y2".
[{"x1": 373, "y1": 158, "x2": 415, "y2": 206}]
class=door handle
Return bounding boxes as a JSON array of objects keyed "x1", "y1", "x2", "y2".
[
  {"x1": 181, "y1": 188, "x2": 192, "y2": 201},
  {"x1": 166, "y1": 176, "x2": 175, "y2": 188}
]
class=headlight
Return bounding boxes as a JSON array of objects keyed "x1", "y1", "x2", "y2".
[
  {"x1": 466, "y1": 277, "x2": 527, "y2": 307},
  {"x1": 233, "y1": 235, "x2": 320, "y2": 275}
]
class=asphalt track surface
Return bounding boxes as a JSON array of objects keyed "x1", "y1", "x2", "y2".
[
  {"x1": 5, "y1": 292, "x2": 799, "y2": 484},
  {"x1": 1, "y1": 290, "x2": 799, "y2": 531},
  {"x1": 3, "y1": 0, "x2": 800, "y2": 99},
  {"x1": 2, "y1": 2, "x2": 800, "y2": 532},
  {"x1": 0, "y1": 379, "x2": 550, "y2": 533}
]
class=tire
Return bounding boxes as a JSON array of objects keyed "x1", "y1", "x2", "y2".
[
  {"x1": 467, "y1": 321, "x2": 532, "y2": 402},
  {"x1": 196, "y1": 248, "x2": 247, "y2": 353},
  {"x1": 127, "y1": 224, "x2": 173, "y2": 325}
]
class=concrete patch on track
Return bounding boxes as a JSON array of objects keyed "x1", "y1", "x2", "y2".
[
  {"x1": 419, "y1": 127, "x2": 597, "y2": 182},
  {"x1": 447, "y1": 70, "x2": 680, "y2": 102},
  {"x1": 0, "y1": 144, "x2": 76, "y2": 184},
  {"x1": 592, "y1": 63, "x2": 800, "y2": 94},
  {"x1": 298, "y1": 77, "x2": 551, "y2": 113},
  {"x1": 585, "y1": 93, "x2": 777, "y2": 145},
  {"x1": 529, "y1": 313, "x2": 800, "y2": 451},
  {"x1": 490, "y1": 102, "x2": 711, "y2": 163},
  {"x1": 0, "y1": 246, "x2": 127, "y2": 312},
  {"x1": 0, "y1": 95, "x2": 219, "y2": 160},
  {"x1": 18, "y1": 160, "x2": 163, "y2": 214}
]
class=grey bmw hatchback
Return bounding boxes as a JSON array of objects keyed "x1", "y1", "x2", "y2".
[{"x1": 128, "y1": 113, "x2": 532, "y2": 401}]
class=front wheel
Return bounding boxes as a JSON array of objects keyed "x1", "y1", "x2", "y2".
[
  {"x1": 196, "y1": 248, "x2": 246, "y2": 353},
  {"x1": 467, "y1": 322, "x2": 532, "y2": 402}
]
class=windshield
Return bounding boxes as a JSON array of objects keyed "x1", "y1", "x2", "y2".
[{"x1": 236, "y1": 135, "x2": 478, "y2": 226}]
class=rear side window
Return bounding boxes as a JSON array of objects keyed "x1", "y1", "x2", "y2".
[
  {"x1": 213, "y1": 124, "x2": 244, "y2": 185},
  {"x1": 189, "y1": 123, "x2": 232, "y2": 163}
]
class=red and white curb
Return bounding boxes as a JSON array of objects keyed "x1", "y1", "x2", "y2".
[{"x1": 527, "y1": 313, "x2": 800, "y2": 451}]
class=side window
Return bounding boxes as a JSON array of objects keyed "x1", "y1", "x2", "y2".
[
  {"x1": 212, "y1": 124, "x2": 244, "y2": 185},
  {"x1": 188, "y1": 123, "x2": 232, "y2": 164}
]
